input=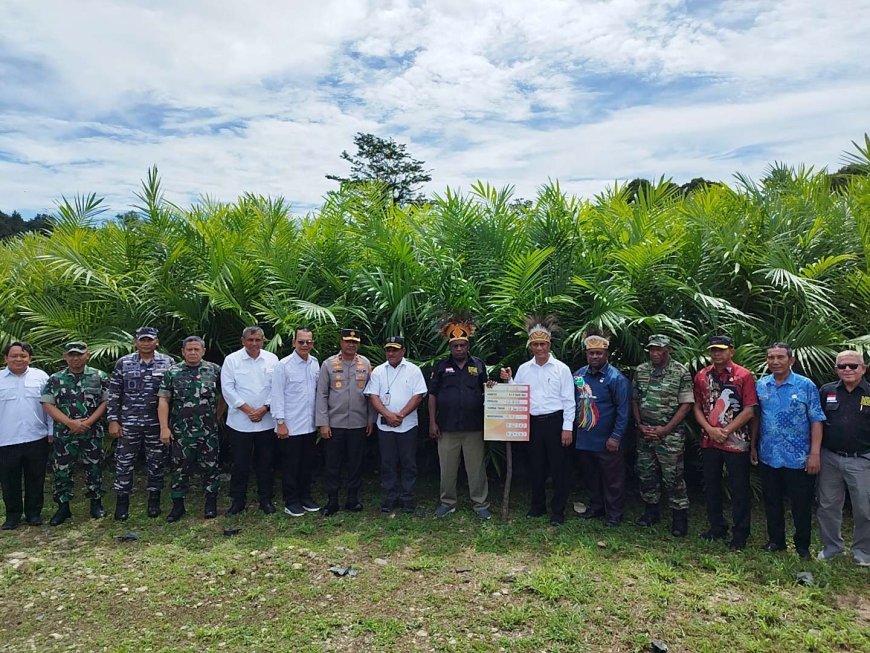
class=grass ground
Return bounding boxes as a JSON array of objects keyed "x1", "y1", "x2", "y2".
[{"x1": 1, "y1": 477, "x2": 868, "y2": 653}]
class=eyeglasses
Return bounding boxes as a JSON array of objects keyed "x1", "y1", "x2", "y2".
[
  {"x1": 296, "y1": 340, "x2": 313, "y2": 345},
  {"x1": 836, "y1": 363, "x2": 862, "y2": 370}
]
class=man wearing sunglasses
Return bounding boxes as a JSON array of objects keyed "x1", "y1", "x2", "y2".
[{"x1": 817, "y1": 350, "x2": 870, "y2": 566}]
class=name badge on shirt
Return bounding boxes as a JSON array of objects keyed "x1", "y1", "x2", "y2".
[
  {"x1": 444, "y1": 367, "x2": 455, "y2": 374},
  {"x1": 825, "y1": 394, "x2": 838, "y2": 410}
]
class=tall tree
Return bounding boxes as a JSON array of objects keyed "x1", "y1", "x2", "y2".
[{"x1": 326, "y1": 132, "x2": 432, "y2": 205}]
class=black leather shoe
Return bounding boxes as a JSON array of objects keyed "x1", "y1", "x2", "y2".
[
  {"x1": 259, "y1": 500, "x2": 276, "y2": 515},
  {"x1": 90, "y1": 498, "x2": 107, "y2": 519},
  {"x1": 380, "y1": 500, "x2": 397, "y2": 514},
  {"x1": 606, "y1": 518, "x2": 622, "y2": 528},
  {"x1": 1, "y1": 517, "x2": 21, "y2": 530},
  {"x1": 728, "y1": 539, "x2": 746, "y2": 551},
  {"x1": 579, "y1": 509, "x2": 605, "y2": 520},
  {"x1": 762, "y1": 542, "x2": 786, "y2": 552},
  {"x1": 50, "y1": 502, "x2": 72, "y2": 526},
  {"x1": 147, "y1": 491, "x2": 161, "y2": 518},
  {"x1": 401, "y1": 502, "x2": 416, "y2": 515},
  {"x1": 226, "y1": 500, "x2": 246, "y2": 516},
  {"x1": 670, "y1": 509, "x2": 688, "y2": 537},
  {"x1": 549, "y1": 514, "x2": 565, "y2": 526},
  {"x1": 796, "y1": 547, "x2": 811, "y2": 560},
  {"x1": 699, "y1": 529, "x2": 727, "y2": 542},
  {"x1": 344, "y1": 500, "x2": 363, "y2": 512},
  {"x1": 26, "y1": 515, "x2": 43, "y2": 526},
  {"x1": 526, "y1": 508, "x2": 546, "y2": 518},
  {"x1": 322, "y1": 500, "x2": 340, "y2": 517}
]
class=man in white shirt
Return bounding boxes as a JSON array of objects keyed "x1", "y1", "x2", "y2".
[
  {"x1": 500, "y1": 318, "x2": 576, "y2": 525},
  {"x1": 0, "y1": 341, "x2": 51, "y2": 530},
  {"x1": 365, "y1": 337, "x2": 428, "y2": 514},
  {"x1": 271, "y1": 327, "x2": 320, "y2": 517},
  {"x1": 221, "y1": 326, "x2": 279, "y2": 515}
]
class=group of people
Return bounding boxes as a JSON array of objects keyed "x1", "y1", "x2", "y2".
[{"x1": 0, "y1": 318, "x2": 867, "y2": 568}]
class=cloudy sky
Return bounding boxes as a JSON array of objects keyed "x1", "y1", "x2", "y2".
[{"x1": 2, "y1": 0, "x2": 869, "y2": 217}]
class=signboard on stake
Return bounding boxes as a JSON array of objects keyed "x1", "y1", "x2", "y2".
[{"x1": 484, "y1": 384, "x2": 530, "y2": 441}]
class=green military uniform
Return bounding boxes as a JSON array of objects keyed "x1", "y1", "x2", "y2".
[
  {"x1": 633, "y1": 358, "x2": 694, "y2": 510},
  {"x1": 41, "y1": 366, "x2": 109, "y2": 503},
  {"x1": 157, "y1": 361, "x2": 221, "y2": 499}
]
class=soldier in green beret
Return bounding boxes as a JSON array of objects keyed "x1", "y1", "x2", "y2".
[
  {"x1": 632, "y1": 335, "x2": 694, "y2": 536},
  {"x1": 41, "y1": 342, "x2": 110, "y2": 526}
]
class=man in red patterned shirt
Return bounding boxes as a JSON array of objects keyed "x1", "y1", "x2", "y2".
[{"x1": 692, "y1": 335, "x2": 759, "y2": 550}]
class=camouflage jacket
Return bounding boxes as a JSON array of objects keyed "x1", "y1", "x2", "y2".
[
  {"x1": 633, "y1": 360, "x2": 694, "y2": 428},
  {"x1": 157, "y1": 361, "x2": 221, "y2": 438},
  {"x1": 40, "y1": 365, "x2": 109, "y2": 439},
  {"x1": 107, "y1": 352, "x2": 175, "y2": 427}
]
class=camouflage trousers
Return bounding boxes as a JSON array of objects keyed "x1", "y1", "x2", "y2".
[
  {"x1": 170, "y1": 432, "x2": 220, "y2": 499},
  {"x1": 113, "y1": 425, "x2": 167, "y2": 495},
  {"x1": 52, "y1": 435, "x2": 104, "y2": 503},
  {"x1": 636, "y1": 430, "x2": 689, "y2": 510}
]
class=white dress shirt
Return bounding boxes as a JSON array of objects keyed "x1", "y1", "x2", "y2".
[
  {"x1": 221, "y1": 348, "x2": 279, "y2": 432},
  {"x1": 513, "y1": 354, "x2": 576, "y2": 431},
  {"x1": 270, "y1": 351, "x2": 319, "y2": 436},
  {"x1": 0, "y1": 366, "x2": 52, "y2": 446},
  {"x1": 364, "y1": 358, "x2": 428, "y2": 433}
]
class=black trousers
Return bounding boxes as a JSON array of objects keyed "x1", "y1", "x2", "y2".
[
  {"x1": 0, "y1": 438, "x2": 49, "y2": 521},
  {"x1": 227, "y1": 427, "x2": 276, "y2": 503},
  {"x1": 379, "y1": 426, "x2": 417, "y2": 505},
  {"x1": 577, "y1": 448, "x2": 626, "y2": 522},
  {"x1": 527, "y1": 411, "x2": 571, "y2": 519},
  {"x1": 702, "y1": 447, "x2": 751, "y2": 543},
  {"x1": 759, "y1": 462, "x2": 815, "y2": 550},
  {"x1": 324, "y1": 427, "x2": 366, "y2": 497},
  {"x1": 277, "y1": 432, "x2": 316, "y2": 505}
]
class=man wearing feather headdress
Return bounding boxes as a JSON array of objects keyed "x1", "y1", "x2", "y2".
[
  {"x1": 429, "y1": 315, "x2": 492, "y2": 520},
  {"x1": 573, "y1": 332, "x2": 631, "y2": 527},
  {"x1": 499, "y1": 316, "x2": 575, "y2": 526}
]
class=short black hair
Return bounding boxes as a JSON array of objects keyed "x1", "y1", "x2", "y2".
[
  {"x1": 294, "y1": 327, "x2": 313, "y2": 340},
  {"x1": 767, "y1": 342, "x2": 793, "y2": 357},
  {"x1": 4, "y1": 341, "x2": 33, "y2": 357},
  {"x1": 182, "y1": 336, "x2": 206, "y2": 348}
]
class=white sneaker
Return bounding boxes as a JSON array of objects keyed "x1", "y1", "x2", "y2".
[{"x1": 816, "y1": 548, "x2": 844, "y2": 561}]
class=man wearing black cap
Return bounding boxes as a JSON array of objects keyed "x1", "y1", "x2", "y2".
[
  {"x1": 315, "y1": 329, "x2": 374, "y2": 516},
  {"x1": 107, "y1": 326, "x2": 174, "y2": 520},
  {"x1": 365, "y1": 337, "x2": 427, "y2": 513},
  {"x1": 41, "y1": 342, "x2": 110, "y2": 525},
  {"x1": 692, "y1": 335, "x2": 758, "y2": 550}
]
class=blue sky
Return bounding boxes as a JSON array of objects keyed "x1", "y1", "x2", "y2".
[{"x1": 2, "y1": 0, "x2": 869, "y2": 218}]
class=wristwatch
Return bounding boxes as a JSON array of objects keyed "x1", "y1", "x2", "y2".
[{"x1": 276, "y1": 419, "x2": 285, "y2": 425}]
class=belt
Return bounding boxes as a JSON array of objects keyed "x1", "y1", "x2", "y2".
[
  {"x1": 530, "y1": 410, "x2": 562, "y2": 421},
  {"x1": 828, "y1": 449, "x2": 870, "y2": 458}
]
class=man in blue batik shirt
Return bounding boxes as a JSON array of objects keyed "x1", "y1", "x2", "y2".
[
  {"x1": 574, "y1": 334, "x2": 631, "y2": 527},
  {"x1": 751, "y1": 342, "x2": 825, "y2": 560}
]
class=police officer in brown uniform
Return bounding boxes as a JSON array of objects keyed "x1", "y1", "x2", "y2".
[{"x1": 315, "y1": 329, "x2": 374, "y2": 516}]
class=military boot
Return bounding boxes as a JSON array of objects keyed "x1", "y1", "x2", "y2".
[
  {"x1": 204, "y1": 493, "x2": 218, "y2": 519},
  {"x1": 637, "y1": 503, "x2": 660, "y2": 527},
  {"x1": 147, "y1": 491, "x2": 161, "y2": 518},
  {"x1": 114, "y1": 494, "x2": 130, "y2": 521},
  {"x1": 49, "y1": 502, "x2": 72, "y2": 526},
  {"x1": 90, "y1": 498, "x2": 107, "y2": 519},
  {"x1": 323, "y1": 495, "x2": 340, "y2": 517},
  {"x1": 166, "y1": 498, "x2": 186, "y2": 523},
  {"x1": 671, "y1": 509, "x2": 688, "y2": 537}
]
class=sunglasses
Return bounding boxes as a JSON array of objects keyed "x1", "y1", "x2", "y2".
[
  {"x1": 296, "y1": 340, "x2": 313, "y2": 345},
  {"x1": 836, "y1": 363, "x2": 862, "y2": 370}
]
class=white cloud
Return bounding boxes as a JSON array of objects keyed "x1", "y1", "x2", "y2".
[{"x1": 1, "y1": 0, "x2": 868, "y2": 217}]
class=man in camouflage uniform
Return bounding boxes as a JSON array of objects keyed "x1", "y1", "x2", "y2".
[
  {"x1": 108, "y1": 326, "x2": 174, "y2": 520},
  {"x1": 40, "y1": 342, "x2": 109, "y2": 526},
  {"x1": 157, "y1": 336, "x2": 222, "y2": 522},
  {"x1": 632, "y1": 334, "x2": 694, "y2": 537}
]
